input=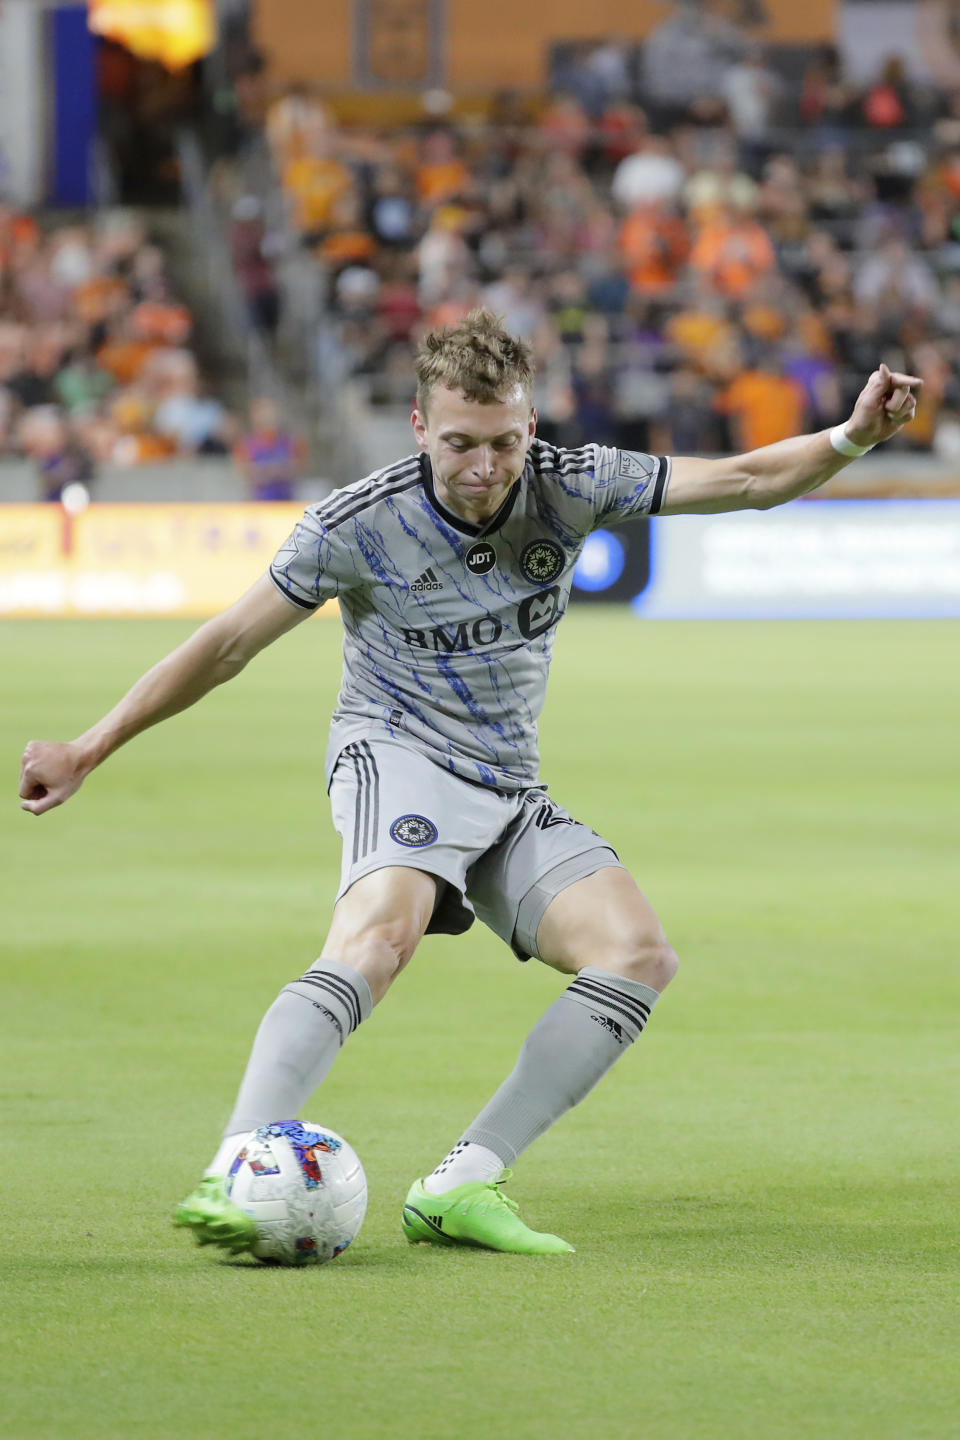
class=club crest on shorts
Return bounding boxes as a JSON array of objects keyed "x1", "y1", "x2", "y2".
[
  {"x1": 520, "y1": 539, "x2": 565, "y2": 584},
  {"x1": 389, "y1": 814, "x2": 438, "y2": 847}
]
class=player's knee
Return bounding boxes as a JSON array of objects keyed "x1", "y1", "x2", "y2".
[
  {"x1": 602, "y1": 933, "x2": 679, "y2": 993},
  {"x1": 335, "y1": 919, "x2": 420, "y2": 990}
]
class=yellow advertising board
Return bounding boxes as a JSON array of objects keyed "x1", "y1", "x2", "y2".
[{"x1": 0, "y1": 504, "x2": 337, "y2": 619}]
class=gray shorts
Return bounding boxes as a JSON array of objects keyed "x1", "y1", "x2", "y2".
[{"x1": 328, "y1": 738, "x2": 621, "y2": 961}]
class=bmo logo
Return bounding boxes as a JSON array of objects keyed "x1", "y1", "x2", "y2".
[
  {"x1": 401, "y1": 586, "x2": 562, "y2": 651},
  {"x1": 517, "y1": 586, "x2": 560, "y2": 638}
]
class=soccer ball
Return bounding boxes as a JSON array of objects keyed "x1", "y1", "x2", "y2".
[{"x1": 224, "y1": 1120, "x2": 367, "y2": 1266}]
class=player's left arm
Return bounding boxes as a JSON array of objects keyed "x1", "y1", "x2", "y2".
[{"x1": 659, "y1": 364, "x2": 922, "y2": 516}]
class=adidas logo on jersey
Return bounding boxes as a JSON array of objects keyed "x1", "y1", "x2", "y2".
[{"x1": 410, "y1": 567, "x2": 443, "y2": 593}]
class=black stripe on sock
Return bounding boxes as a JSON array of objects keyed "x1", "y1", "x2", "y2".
[
  {"x1": 300, "y1": 967, "x2": 359, "y2": 1036},
  {"x1": 569, "y1": 973, "x2": 653, "y2": 1031},
  {"x1": 291, "y1": 977, "x2": 352, "y2": 1038},
  {"x1": 571, "y1": 974, "x2": 652, "y2": 1021},
  {"x1": 566, "y1": 979, "x2": 650, "y2": 1035},
  {"x1": 567, "y1": 988, "x2": 649, "y2": 1037},
  {"x1": 296, "y1": 976, "x2": 360, "y2": 1035},
  {"x1": 569, "y1": 975, "x2": 652, "y2": 1025},
  {"x1": 304, "y1": 970, "x2": 363, "y2": 1031},
  {"x1": 302, "y1": 970, "x2": 362, "y2": 1032}
]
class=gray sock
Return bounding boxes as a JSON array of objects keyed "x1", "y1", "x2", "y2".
[
  {"x1": 224, "y1": 959, "x2": 373, "y2": 1137},
  {"x1": 459, "y1": 966, "x2": 660, "y2": 1165}
]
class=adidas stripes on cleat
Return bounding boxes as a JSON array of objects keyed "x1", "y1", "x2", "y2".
[
  {"x1": 173, "y1": 1175, "x2": 258, "y2": 1255},
  {"x1": 401, "y1": 1176, "x2": 574, "y2": 1255}
]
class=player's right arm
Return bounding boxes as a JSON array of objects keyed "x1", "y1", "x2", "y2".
[{"x1": 19, "y1": 575, "x2": 308, "y2": 817}]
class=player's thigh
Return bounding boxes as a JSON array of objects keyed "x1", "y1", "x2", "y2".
[
  {"x1": 326, "y1": 739, "x2": 524, "y2": 991},
  {"x1": 536, "y1": 867, "x2": 678, "y2": 992},
  {"x1": 467, "y1": 788, "x2": 622, "y2": 961},
  {"x1": 321, "y1": 866, "x2": 438, "y2": 1001}
]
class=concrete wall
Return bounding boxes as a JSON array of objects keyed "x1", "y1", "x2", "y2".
[
  {"x1": 3, "y1": 450, "x2": 959, "y2": 505},
  {"x1": 0, "y1": 459, "x2": 336, "y2": 505}
]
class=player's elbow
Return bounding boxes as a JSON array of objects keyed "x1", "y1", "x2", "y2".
[
  {"x1": 739, "y1": 469, "x2": 781, "y2": 510},
  {"x1": 201, "y1": 617, "x2": 259, "y2": 681},
  {"x1": 748, "y1": 489, "x2": 782, "y2": 511},
  {"x1": 214, "y1": 642, "x2": 254, "y2": 678}
]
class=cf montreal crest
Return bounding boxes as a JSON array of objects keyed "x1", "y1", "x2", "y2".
[
  {"x1": 520, "y1": 539, "x2": 564, "y2": 584},
  {"x1": 389, "y1": 814, "x2": 438, "y2": 847}
]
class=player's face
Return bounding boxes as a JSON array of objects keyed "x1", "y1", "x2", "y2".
[{"x1": 412, "y1": 383, "x2": 536, "y2": 525}]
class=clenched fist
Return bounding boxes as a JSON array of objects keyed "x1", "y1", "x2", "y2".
[
  {"x1": 845, "y1": 363, "x2": 923, "y2": 449},
  {"x1": 19, "y1": 740, "x2": 89, "y2": 816}
]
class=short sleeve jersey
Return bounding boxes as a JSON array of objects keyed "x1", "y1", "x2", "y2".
[{"x1": 269, "y1": 439, "x2": 670, "y2": 791}]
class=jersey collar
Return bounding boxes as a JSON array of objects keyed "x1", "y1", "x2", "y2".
[{"x1": 420, "y1": 453, "x2": 523, "y2": 538}]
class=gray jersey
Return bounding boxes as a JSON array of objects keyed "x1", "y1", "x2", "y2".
[{"x1": 269, "y1": 439, "x2": 670, "y2": 791}]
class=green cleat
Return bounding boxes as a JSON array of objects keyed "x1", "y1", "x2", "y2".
[
  {"x1": 401, "y1": 1175, "x2": 574, "y2": 1255},
  {"x1": 173, "y1": 1175, "x2": 258, "y2": 1255}
]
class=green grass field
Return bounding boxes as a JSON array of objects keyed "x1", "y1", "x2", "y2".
[{"x1": 3, "y1": 613, "x2": 959, "y2": 1439}]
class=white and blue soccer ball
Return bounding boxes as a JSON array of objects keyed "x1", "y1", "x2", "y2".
[{"x1": 224, "y1": 1120, "x2": 367, "y2": 1266}]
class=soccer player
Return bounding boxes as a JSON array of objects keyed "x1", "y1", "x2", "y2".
[{"x1": 18, "y1": 312, "x2": 920, "y2": 1256}]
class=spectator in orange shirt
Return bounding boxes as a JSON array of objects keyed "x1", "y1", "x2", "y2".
[
  {"x1": 415, "y1": 129, "x2": 470, "y2": 208},
  {"x1": 317, "y1": 192, "x2": 378, "y2": 272},
  {"x1": 664, "y1": 282, "x2": 737, "y2": 377},
  {"x1": 715, "y1": 354, "x2": 807, "y2": 452},
  {"x1": 690, "y1": 201, "x2": 777, "y2": 298},
  {"x1": 95, "y1": 317, "x2": 157, "y2": 386},
  {"x1": 130, "y1": 297, "x2": 192, "y2": 347},
  {"x1": 283, "y1": 134, "x2": 353, "y2": 237},
  {"x1": 618, "y1": 201, "x2": 689, "y2": 297},
  {"x1": 0, "y1": 207, "x2": 39, "y2": 273},
  {"x1": 71, "y1": 273, "x2": 129, "y2": 327},
  {"x1": 266, "y1": 86, "x2": 334, "y2": 169}
]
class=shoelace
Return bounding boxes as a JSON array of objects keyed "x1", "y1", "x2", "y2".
[{"x1": 481, "y1": 1170, "x2": 519, "y2": 1215}]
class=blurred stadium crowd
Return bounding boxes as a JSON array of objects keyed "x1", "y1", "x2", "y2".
[
  {"x1": 219, "y1": 17, "x2": 960, "y2": 465},
  {"x1": 8, "y1": 5, "x2": 960, "y2": 502},
  {"x1": 0, "y1": 207, "x2": 302, "y2": 499}
]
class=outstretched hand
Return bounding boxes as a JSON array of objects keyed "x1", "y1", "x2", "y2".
[
  {"x1": 845, "y1": 363, "x2": 923, "y2": 449},
  {"x1": 19, "y1": 740, "x2": 88, "y2": 816}
]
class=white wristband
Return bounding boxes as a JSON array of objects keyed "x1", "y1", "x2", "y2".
[{"x1": 829, "y1": 424, "x2": 874, "y2": 458}]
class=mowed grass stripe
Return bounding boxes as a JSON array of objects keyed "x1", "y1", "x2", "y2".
[{"x1": 2, "y1": 615, "x2": 958, "y2": 1440}]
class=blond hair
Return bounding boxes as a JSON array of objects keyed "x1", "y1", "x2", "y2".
[{"x1": 415, "y1": 308, "x2": 535, "y2": 415}]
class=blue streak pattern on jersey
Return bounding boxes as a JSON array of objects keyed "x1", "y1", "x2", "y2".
[{"x1": 269, "y1": 440, "x2": 664, "y2": 791}]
